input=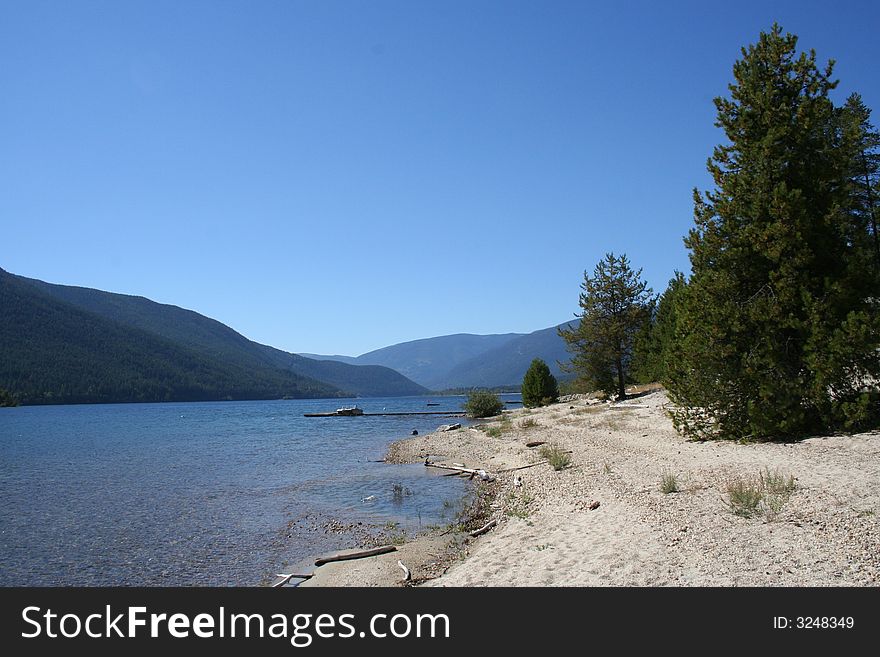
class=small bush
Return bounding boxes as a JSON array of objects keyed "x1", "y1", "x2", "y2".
[
  {"x1": 464, "y1": 390, "x2": 505, "y2": 418},
  {"x1": 521, "y1": 358, "x2": 559, "y2": 407},
  {"x1": 660, "y1": 472, "x2": 679, "y2": 494},
  {"x1": 519, "y1": 418, "x2": 539, "y2": 429},
  {"x1": 725, "y1": 469, "x2": 797, "y2": 520},
  {"x1": 760, "y1": 468, "x2": 796, "y2": 496},
  {"x1": 539, "y1": 444, "x2": 571, "y2": 471},
  {"x1": 485, "y1": 426, "x2": 503, "y2": 438},
  {"x1": 726, "y1": 477, "x2": 763, "y2": 518}
]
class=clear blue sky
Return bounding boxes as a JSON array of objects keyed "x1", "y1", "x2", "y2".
[{"x1": 2, "y1": 1, "x2": 878, "y2": 355}]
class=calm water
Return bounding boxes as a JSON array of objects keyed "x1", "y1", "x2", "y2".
[{"x1": 0, "y1": 395, "x2": 513, "y2": 586}]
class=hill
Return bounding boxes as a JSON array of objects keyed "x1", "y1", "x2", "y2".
[
  {"x1": 430, "y1": 322, "x2": 576, "y2": 390},
  {"x1": 305, "y1": 324, "x2": 576, "y2": 391},
  {"x1": 0, "y1": 269, "x2": 339, "y2": 404},
  {"x1": 1, "y1": 269, "x2": 427, "y2": 403},
  {"x1": 303, "y1": 333, "x2": 522, "y2": 389}
]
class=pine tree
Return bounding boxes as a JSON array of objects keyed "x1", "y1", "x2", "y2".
[
  {"x1": 667, "y1": 25, "x2": 880, "y2": 440},
  {"x1": 839, "y1": 93, "x2": 880, "y2": 278},
  {"x1": 559, "y1": 253, "x2": 653, "y2": 400},
  {"x1": 521, "y1": 358, "x2": 559, "y2": 407},
  {"x1": 632, "y1": 272, "x2": 686, "y2": 384}
]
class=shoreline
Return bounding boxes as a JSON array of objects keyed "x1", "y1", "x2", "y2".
[{"x1": 302, "y1": 388, "x2": 880, "y2": 587}]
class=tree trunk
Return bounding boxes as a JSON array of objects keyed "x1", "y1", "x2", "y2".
[{"x1": 616, "y1": 356, "x2": 626, "y2": 400}]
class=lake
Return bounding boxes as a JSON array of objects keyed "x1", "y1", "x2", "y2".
[{"x1": 0, "y1": 395, "x2": 516, "y2": 586}]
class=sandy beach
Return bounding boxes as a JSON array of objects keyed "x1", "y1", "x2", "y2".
[{"x1": 303, "y1": 389, "x2": 880, "y2": 587}]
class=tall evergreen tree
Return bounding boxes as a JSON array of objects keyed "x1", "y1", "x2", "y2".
[
  {"x1": 559, "y1": 253, "x2": 652, "y2": 400},
  {"x1": 667, "y1": 25, "x2": 880, "y2": 440},
  {"x1": 521, "y1": 358, "x2": 559, "y2": 407},
  {"x1": 839, "y1": 93, "x2": 880, "y2": 277},
  {"x1": 632, "y1": 272, "x2": 686, "y2": 384}
]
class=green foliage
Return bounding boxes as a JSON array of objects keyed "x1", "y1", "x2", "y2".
[
  {"x1": 0, "y1": 387, "x2": 19, "y2": 407},
  {"x1": 725, "y1": 469, "x2": 797, "y2": 520},
  {"x1": 559, "y1": 253, "x2": 653, "y2": 400},
  {"x1": 666, "y1": 25, "x2": 880, "y2": 440},
  {"x1": 725, "y1": 477, "x2": 764, "y2": 518},
  {"x1": 484, "y1": 426, "x2": 503, "y2": 438},
  {"x1": 557, "y1": 378, "x2": 593, "y2": 396},
  {"x1": 839, "y1": 93, "x2": 880, "y2": 279},
  {"x1": 521, "y1": 358, "x2": 559, "y2": 407},
  {"x1": 632, "y1": 273, "x2": 687, "y2": 385},
  {"x1": 519, "y1": 417, "x2": 539, "y2": 429},
  {"x1": 539, "y1": 444, "x2": 571, "y2": 471},
  {"x1": 463, "y1": 390, "x2": 505, "y2": 418},
  {"x1": 660, "y1": 472, "x2": 679, "y2": 494}
]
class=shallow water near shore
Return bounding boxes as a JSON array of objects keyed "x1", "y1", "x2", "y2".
[{"x1": 0, "y1": 395, "x2": 518, "y2": 586}]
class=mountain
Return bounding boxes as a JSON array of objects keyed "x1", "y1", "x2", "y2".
[
  {"x1": 302, "y1": 332, "x2": 523, "y2": 389},
  {"x1": 431, "y1": 322, "x2": 577, "y2": 390},
  {"x1": 0, "y1": 269, "x2": 338, "y2": 404},
  {"x1": 0, "y1": 269, "x2": 427, "y2": 404},
  {"x1": 305, "y1": 323, "x2": 577, "y2": 391}
]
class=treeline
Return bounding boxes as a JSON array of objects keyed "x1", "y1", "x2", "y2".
[
  {"x1": 560, "y1": 25, "x2": 879, "y2": 440},
  {"x1": 0, "y1": 387, "x2": 18, "y2": 407},
  {"x1": 0, "y1": 270, "x2": 341, "y2": 405}
]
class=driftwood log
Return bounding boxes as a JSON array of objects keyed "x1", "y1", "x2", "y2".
[
  {"x1": 424, "y1": 462, "x2": 495, "y2": 481},
  {"x1": 272, "y1": 573, "x2": 313, "y2": 587},
  {"x1": 525, "y1": 441, "x2": 546, "y2": 448},
  {"x1": 397, "y1": 560, "x2": 412, "y2": 582},
  {"x1": 469, "y1": 519, "x2": 497, "y2": 538},
  {"x1": 314, "y1": 545, "x2": 397, "y2": 567},
  {"x1": 497, "y1": 460, "x2": 547, "y2": 473}
]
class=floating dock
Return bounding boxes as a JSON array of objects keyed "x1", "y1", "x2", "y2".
[{"x1": 304, "y1": 410, "x2": 466, "y2": 418}]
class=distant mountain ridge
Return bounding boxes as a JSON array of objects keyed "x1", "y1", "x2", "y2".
[
  {"x1": 0, "y1": 268, "x2": 427, "y2": 404},
  {"x1": 302, "y1": 332, "x2": 523, "y2": 389},
  {"x1": 305, "y1": 322, "x2": 577, "y2": 390}
]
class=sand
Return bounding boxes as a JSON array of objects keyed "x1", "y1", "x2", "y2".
[{"x1": 304, "y1": 389, "x2": 880, "y2": 587}]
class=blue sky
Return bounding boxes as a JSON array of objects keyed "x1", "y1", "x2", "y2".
[{"x1": 2, "y1": 1, "x2": 879, "y2": 355}]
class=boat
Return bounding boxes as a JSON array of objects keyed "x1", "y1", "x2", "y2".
[{"x1": 335, "y1": 406, "x2": 364, "y2": 416}]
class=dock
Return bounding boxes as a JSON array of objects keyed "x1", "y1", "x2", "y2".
[{"x1": 304, "y1": 410, "x2": 466, "y2": 418}]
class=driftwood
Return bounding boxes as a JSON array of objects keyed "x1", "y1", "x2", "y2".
[
  {"x1": 469, "y1": 519, "x2": 497, "y2": 537},
  {"x1": 424, "y1": 462, "x2": 495, "y2": 481},
  {"x1": 314, "y1": 545, "x2": 397, "y2": 567},
  {"x1": 525, "y1": 441, "x2": 546, "y2": 448},
  {"x1": 497, "y1": 460, "x2": 547, "y2": 473},
  {"x1": 397, "y1": 560, "x2": 412, "y2": 582},
  {"x1": 272, "y1": 573, "x2": 313, "y2": 587}
]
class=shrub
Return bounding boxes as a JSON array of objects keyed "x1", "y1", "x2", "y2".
[
  {"x1": 660, "y1": 472, "x2": 679, "y2": 494},
  {"x1": 519, "y1": 418, "x2": 539, "y2": 429},
  {"x1": 726, "y1": 477, "x2": 763, "y2": 518},
  {"x1": 539, "y1": 444, "x2": 571, "y2": 471},
  {"x1": 725, "y1": 469, "x2": 797, "y2": 520},
  {"x1": 464, "y1": 390, "x2": 504, "y2": 418},
  {"x1": 521, "y1": 358, "x2": 559, "y2": 407}
]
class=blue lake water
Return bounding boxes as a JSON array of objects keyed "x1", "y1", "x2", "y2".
[{"x1": 0, "y1": 395, "x2": 516, "y2": 586}]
